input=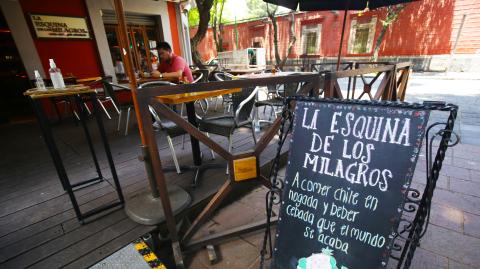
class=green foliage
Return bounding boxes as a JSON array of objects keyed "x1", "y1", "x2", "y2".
[
  {"x1": 188, "y1": 7, "x2": 200, "y2": 27},
  {"x1": 211, "y1": 0, "x2": 229, "y2": 23},
  {"x1": 381, "y1": 4, "x2": 406, "y2": 27},
  {"x1": 189, "y1": 0, "x2": 229, "y2": 27},
  {"x1": 246, "y1": 0, "x2": 269, "y2": 19}
]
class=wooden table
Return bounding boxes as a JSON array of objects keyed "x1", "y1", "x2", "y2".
[
  {"x1": 25, "y1": 86, "x2": 124, "y2": 223},
  {"x1": 118, "y1": 76, "x2": 180, "y2": 85},
  {"x1": 155, "y1": 88, "x2": 241, "y2": 185}
]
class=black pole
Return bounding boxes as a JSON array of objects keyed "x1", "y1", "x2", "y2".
[{"x1": 336, "y1": 0, "x2": 350, "y2": 71}]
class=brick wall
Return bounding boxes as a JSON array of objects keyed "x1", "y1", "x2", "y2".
[{"x1": 190, "y1": 0, "x2": 480, "y2": 62}]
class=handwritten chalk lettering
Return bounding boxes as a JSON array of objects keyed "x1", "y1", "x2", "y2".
[
  {"x1": 329, "y1": 202, "x2": 360, "y2": 222},
  {"x1": 288, "y1": 189, "x2": 319, "y2": 210},
  {"x1": 316, "y1": 217, "x2": 336, "y2": 234},
  {"x1": 286, "y1": 205, "x2": 315, "y2": 225},
  {"x1": 333, "y1": 187, "x2": 359, "y2": 206},
  {"x1": 328, "y1": 112, "x2": 412, "y2": 147},
  {"x1": 340, "y1": 224, "x2": 350, "y2": 236},
  {"x1": 302, "y1": 108, "x2": 320, "y2": 130},
  {"x1": 304, "y1": 226, "x2": 315, "y2": 239},
  {"x1": 317, "y1": 233, "x2": 349, "y2": 254},
  {"x1": 302, "y1": 153, "x2": 394, "y2": 192},
  {"x1": 349, "y1": 228, "x2": 386, "y2": 248},
  {"x1": 341, "y1": 140, "x2": 375, "y2": 164},
  {"x1": 322, "y1": 202, "x2": 329, "y2": 215},
  {"x1": 291, "y1": 172, "x2": 331, "y2": 196},
  {"x1": 309, "y1": 133, "x2": 334, "y2": 155},
  {"x1": 364, "y1": 195, "x2": 379, "y2": 211}
]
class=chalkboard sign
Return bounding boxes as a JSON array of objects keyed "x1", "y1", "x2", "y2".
[{"x1": 272, "y1": 101, "x2": 430, "y2": 269}]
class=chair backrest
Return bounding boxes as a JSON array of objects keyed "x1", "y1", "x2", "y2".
[
  {"x1": 138, "y1": 81, "x2": 176, "y2": 89},
  {"x1": 192, "y1": 69, "x2": 209, "y2": 83},
  {"x1": 138, "y1": 81, "x2": 178, "y2": 125},
  {"x1": 232, "y1": 86, "x2": 258, "y2": 124},
  {"x1": 283, "y1": 81, "x2": 300, "y2": 97},
  {"x1": 277, "y1": 73, "x2": 300, "y2": 97},
  {"x1": 213, "y1": 71, "x2": 234, "y2": 81},
  {"x1": 192, "y1": 70, "x2": 204, "y2": 83},
  {"x1": 102, "y1": 79, "x2": 130, "y2": 104}
]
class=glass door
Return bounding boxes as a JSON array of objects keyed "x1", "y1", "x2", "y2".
[{"x1": 105, "y1": 24, "x2": 161, "y2": 81}]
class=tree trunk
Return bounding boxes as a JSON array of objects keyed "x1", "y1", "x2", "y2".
[
  {"x1": 372, "y1": 25, "x2": 388, "y2": 62},
  {"x1": 279, "y1": 12, "x2": 296, "y2": 69},
  {"x1": 371, "y1": 4, "x2": 406, "y2": 62},
  {"x1": 213, "y1": 0, "x2": 225, "y2": 53},
  {"x1": 267, "y1": 5, "x2": 281, "y2": 68},
  {"x1": 191, "y1": 0, "x2": 214, "y2": 68}
]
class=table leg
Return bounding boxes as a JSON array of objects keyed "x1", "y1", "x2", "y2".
[
  {"x1": 89, "y1": 93, "x2": 125, "y2": 203},
  {"x1": 31, "y1": 98, "x2": 83, "y2": 220},
  {"x1": 185, "y1": 102, "x2": 202, "y2": 166},
  {"x1": 74, "y1": 95, "x2": 103, "y2": 181}
]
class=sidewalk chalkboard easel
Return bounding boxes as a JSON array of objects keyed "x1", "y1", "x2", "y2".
[{"x1": 262, "y1": 98, "x2": 458, "y2": 269}]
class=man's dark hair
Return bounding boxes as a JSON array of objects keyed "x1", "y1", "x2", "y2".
[{"x1": 157, "y1": 42, "x2": 172, "y2": 51}]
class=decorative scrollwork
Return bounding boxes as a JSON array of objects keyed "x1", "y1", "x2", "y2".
[
  {"x1": 266, "y1": 188, "x2": 283, "y2": 206},
  {"x1": 407, "y1": 188, "x2": 421, "y2": 200}
]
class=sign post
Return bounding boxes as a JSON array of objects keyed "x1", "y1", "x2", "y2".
[{"x1": 272, "y1": 100, "x2": 430, "y2": 269}]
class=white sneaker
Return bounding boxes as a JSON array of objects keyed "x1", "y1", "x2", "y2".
[{"x1": 153, "y1": 121, "x2": 161, "y2": 130}]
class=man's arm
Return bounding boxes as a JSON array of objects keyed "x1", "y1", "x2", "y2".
[
  {"x1": 152, "y1": 57, "x2": 185, "y2": 79},
  {"x1": 151, "y1": 70, "x2": 182, "y2": 78}
]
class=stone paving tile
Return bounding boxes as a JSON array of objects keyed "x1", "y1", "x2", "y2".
[
  {"x1": 451, "y1": 157, "x2": 480, "y2": 171},
  {"x1": 449, "y1": 259, "x2": 477, "y2": 269},
  {"x1": 211, "y1": 201, "x2": 265, "y2": 229},
  {"x1": 189, "y1": 237, "x2": 261, "y2": 269},
  {"x1": 428, "y1": 203, "x2": 464, "y2": 233},
  {"x1": 410, "y1": 248, "x2": 449, "y2": 269},
  {"x1": 419, "y1": 224, "x2": 480, "y2": 268},
  {"x1": 431, "y1": 188, "x2": 480, "y2": 216},
  {"x1": 463, "y1": 212, "x2": 480, "y2": 239},
  {"x1": 469, "y1": 170, "x2": 480, "y2": 183},
  {"x1": 439, "y1": 165, "x2": 472, "y2": 181},
  {"x1": 412, "y1": 172, "x2": 449, "y2": 190},
  {"x1": 449, "y1": 177, "x2": 480, "y2": 198}
]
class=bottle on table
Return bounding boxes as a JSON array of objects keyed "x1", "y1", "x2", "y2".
[
  {"x1": 48, "y1": 59, "x2": 66, "y2": 89},
  {"x1": 34, "y1": 70, "x2": 46, "y2": 91}
]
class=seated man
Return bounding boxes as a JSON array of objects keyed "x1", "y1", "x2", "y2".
[{"x1": 151, "y1": 41, "x2": 193, "y2": 83}]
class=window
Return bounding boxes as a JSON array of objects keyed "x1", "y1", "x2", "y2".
[
  {"x1": 301, "y1": 24, "x2": 321, "y2": 55},
  {"x1": 348, "y1": 17, "x2": 377, "y2": 54}
]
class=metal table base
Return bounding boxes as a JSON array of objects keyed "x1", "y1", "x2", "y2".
[{"x1": 31, "y1": 93, "x2": 124, "y2": 224}]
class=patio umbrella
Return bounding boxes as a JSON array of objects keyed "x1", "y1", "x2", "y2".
[{"x1": 263, "y1": 0, "x2": 418, "y2": 69}]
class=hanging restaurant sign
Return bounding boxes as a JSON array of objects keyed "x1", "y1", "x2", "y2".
[
  {"x1": 272, "y1": 100, "x2": 430, "y2": 269},
  {"x1": 29, "y1": 14, "x2": 90, "y2": 39}
]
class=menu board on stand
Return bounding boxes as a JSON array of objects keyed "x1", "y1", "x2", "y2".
[{"x1": 272, "y1": 100, "x2": 430, "y2": 269}]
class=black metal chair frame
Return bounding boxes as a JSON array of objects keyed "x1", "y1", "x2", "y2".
[{"x1": 102, "y1": 80, "x2": 134, "y2": 135}]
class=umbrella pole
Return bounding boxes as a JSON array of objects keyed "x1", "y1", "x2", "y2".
[
  {"x1": 113, "y1": 0, "x2": 184, "y2": 267},
  {"x1": 336, "y1": 1, "x2": 350, "y2": 71}
]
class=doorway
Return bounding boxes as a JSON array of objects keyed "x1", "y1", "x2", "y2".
[
  {"x1": 105, "y1": 24, "x2": 162, "y2": 81},
  {"x1": 0, "y1": 9, "x2": 31, "y2": 124}
]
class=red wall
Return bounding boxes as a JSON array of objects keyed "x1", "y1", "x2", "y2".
[
  {"x1": 167, "y1": 2, "x2": 182, "y2": 56},
  {"x1": 20, "y1": 0, "x2": 102, "y2": 79},
  {"x1": 192, "y1": 0, "x2": 479, "y2": 62}
]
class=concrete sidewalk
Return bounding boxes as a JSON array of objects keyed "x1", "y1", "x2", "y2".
[{"x1": 411, "y1": 72, "x2": 480, "y2": 80}]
